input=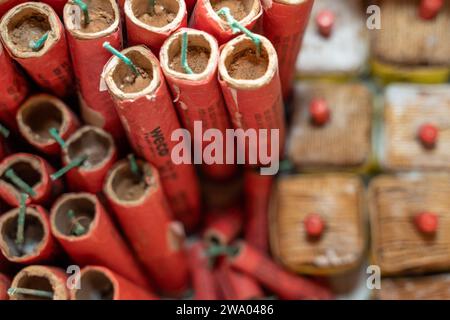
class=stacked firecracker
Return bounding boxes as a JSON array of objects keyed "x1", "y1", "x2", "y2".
[{"x1": 0, "y1": 0, "x2": 335, "y2": 300}]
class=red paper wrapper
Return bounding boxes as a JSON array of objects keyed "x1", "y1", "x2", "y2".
[
  {"x1": 104, "y1": 159, "x2": 189, "y2": 297},
  {"x1": 125, "y1": 0, "x2": 187, "y2": 54},
  {"x1": 160, "y1": 28, "x2": 236, "y2": 180},
  {"x1": 204, "y1": 207, "x2": 243, "y2": 245},
  {"x1": 0, "y1": 205, "x2": 58, "y2": 265},
  {"x1": 73, "y1": 266, "x2": 157, "y2": 300},
  {"x1": 262, "y1": 0, "x2": 313, "y2": 99},
  {"x1": 187, "y1": 241, "x2": 218, "y2": 300},
  {"x1": 190, "y1": 0, "x2": 262, "y2": 45},
  {"x1": 64, "y1": 0, "x2": 126, "y2": 143},
  {"x1": 0, "y1": 42, "x2": 29, "y2": 130},
  {"x1": 215, "y1": 260, "x2": 263, "y2": 300},
  {"x1": 17, "y1": 94, "x2": 80, "y2": 156},
  {"x1": 218, "y1": 35, "x2": 285, "y2": 166},
  {"x1": 9, "y1": 265, "x2": 70, "y2": 300},
  {"x1": 0, "y1": 0, "x2": 26, "y2": 17},
  {"x1": 186, "y1": 0, "x2": 197, "y2": 15},
  {"x1": 0, "y1": 153, "x2": 63, "y2": 207},
  {"x1": 243, "y1": 168, "x2": 272, "y2": 253},
  {"x1": 103, "y1": 45, "x2": 201, "y2": 231},
  {"x1": 50, "y1": 193, "x2": 150, "y2": 288},
  {"x1": 0, "y1": 3, "x2": 74, "y2": 97},
  {"x1": 0, "y1": 273, "x2": 10, "y2": 300},
  {"x1": 62, "y1": 126, "x2": 118, "y2": 194},
  {"x1": 228, "y1": 242, "x2": 333, "y2": 300}
]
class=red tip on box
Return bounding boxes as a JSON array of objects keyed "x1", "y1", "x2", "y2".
[
  {"x1": 419, "y1": 0, "x2": 444, "y2": 20},
  {"x1": 418, "y1": 123, "x2": 438, "y2": 148},
  {"x1": 316, "y1": 10, "x2": 335, "y2": 38},
  {"x1": 309, "y1": 98, "x2": 330, "y2": 126},
  {"x1": 304, "y1": 213, "x2": 325, "y2": 238},
  {"x1": 415, "y1": 212, "x2": 439, "y2": 234}
]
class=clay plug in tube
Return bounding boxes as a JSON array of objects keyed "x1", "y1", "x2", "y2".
[
  {"x1": 124, "y1": 0, "x2": 187, "y2": 54},
  {"x1": 63, "y1": 0, "x2": 126, "y2": 144},
  {"x1": 0, "y1": 153, "x2": 63, "y2": 207},
  {"x1": 17, "y1": 94, "x2": 80, "y2": 156},
  {"x1": 218, "y1": 34, "x2": 286, "y2": 166},
  {"x1": 7, "y1": 265, "x2": 69, "y2": 300},
  {"x1": 0, "y1": 200, "x2": 58, "y2": 265},
  {"x1": 50, "y1": 192, "x2": 151, "y2": 288},
  {"x1": 61, "y1": 126, "x2": 117, "y2": 194},
  {"x1": 262, "y1": 0, "x2": 314, "y2": 100},
  {"x1": 0, "y1": 42, "x2": 29, "y2": 131},
  {"x1": 0, "y1": 2, "x2": 74, "y2": 97},
  {"x1": 160, "y1": 28, "x2": 236, "y2": 180},
  {"x1": 103, "y1": 44, "x2": 201, "y2": 232},
  {"x1": 0, "y1": 273, "x2": 11, "y2": 300},
  {"x1": 104, "y1": 157, "x2": 189, "y2": 297},
  {"x1": 72, "y1": 266, "x2": 157, "y2": 300},
  {"x1": 190, "y1": 0, "x2": 262, "y2": 45}
]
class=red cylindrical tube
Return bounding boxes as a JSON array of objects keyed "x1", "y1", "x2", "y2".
[
  {"x1": 125, "y1": 0, "x2": 187, "y2": 54},
  {"x1": 61, "y1": 126, "x2": 118, "y2": 194},
  {"x1": 0, "y1": 42, "x2": 29, "y2": 131},
  {"x1": 262, "y1": 0, "x2": 313, "y2": 99},
  {"x1": 0, "y1": 0, "x2": 25, "y2": 17},
  {"x1": 40, "y1": 0, "x2": 66, "y2": 16},
  {"x1": 218, "y1": 34, "x2": 285, "y2": 165},
  {"x1": 187, "y1": 241, "x2": 218, "y2": 300},
  {"x1": 215, "y1": 260, "x2": 263, "y2": 300},
  {"x1": 0, "y1": 273, "x2": 10, "y2": 300},
  {"x1": 103, "y1": 159, "x2": 189, "y2": 297},
  {"x1": 190, "y1": 0, "x2": 262, "y2": 45},
  {"x1": 0, "y1": 2, "x2": 74, "y2": 97},
  {"x1": 243, "y1": 168, "x2": 272, "y2": 253},
  {"x1": 103, "y1": 45, "x2": 201, "y2": 231},
  {"x1": 50, "y1": 192, "x2": 150, "y2": 288},
  {"x1": 228, "y1": 242, "x2": 333, "y2": 300},
  {"x1": 0, "y1": 153, "x2": 63, "y2": 207},
  {"x1": 63, "y1": 0, "x2": 126, "y2": 143},
  {"x1": 186, "y1": 0, "x2": 197, "y2": 15},
  {"x1": 8, "y1": 265, "x2": 69, "y2": 300},
  {"x1": 160, "y1": 28, "x2": 236, "y2": 180},
  {"x1": 203, "y1": 207, "x2": 243, "y2": 245},
  {"x1": 17, "y1": 94, "x2": 80, "y2": 156},
  {"x1": 72, "y1": 266, "x2": 157, "y2": 300},
  {"x1": 0, "y1": 205, "x2": 58, "y2": 265}
]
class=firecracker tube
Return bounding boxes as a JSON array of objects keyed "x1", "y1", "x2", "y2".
[
  {"x1": 228, "y1": 241, "x2": 333, "y2": 300},
  {"x1": 160, "y1": 28, "x2": 236, "y2": 180},
  {"x1": 0, "y1": 2, "x2": 74, "y2": 97},
  {"x1": 0, "y1": 153, "x2": 63, "y2": 207},
  {"x1": 61, "y1": 126, "x2": 117, "y2": 194},
  {"x1": 186, "y1": 0, "x2": 196, "y2": 15},
  {"x1": 190, "y1": 0, "x2": 262, "y2": 45},
  {"x1": 0, "y1": 203, "x2": 58, "y2": 265},
  {"x1": 0, "y1": 42, "x2": 29, "y2": 131},
  {"x1": 187, "y1": 241, "x2": 218, "y2": 300},
  {"x1": 72, "y1": 266, "x2": 157, "y2": 300},
  {"x1": 243, "y1": 168, "x2": 272, "y2": 253},
  {"x1": 124, "y1": 0, "x2": 187, "y2": 54},
  {"x1": 262, "y1": 0, "x2": 313, "y2": 99},
  {"x1": 103, "y1": 158, "x2": 189, "y2": 297},
  {"x1": 17, "y1": 94, "x2": 80, "y2": 156},
  {"x1": 218, "y1": 34, "x2": 285, "y2": 165},
  {"x1": 215, "y1": 260, "x2": 263, "y2": 300},
  {"x1": 103, "y1": 45, "x2": 201, "y2": 231},
  {"x1": 203, "y1": 207, "x2": 243, "y2": 245},
  {"x1": 8, "y1": 265, "x2": 69, "y2": 300},
  {"x1": 64, "y1": 0, "x2": 126, "y2": 143},
  {"x1": 0, "y1": 0, "x2": 26, "y2": 17},
  {"x1": 0, "y1": 273, "x2": 10, "y2": 300},
  {"x1": 50, "y1": 192, "x2": 150, "y2": 287}
]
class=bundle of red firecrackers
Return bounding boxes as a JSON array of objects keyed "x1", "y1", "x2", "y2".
[{"x1": 0, "y1": 0, "x2": 334, "y2": 300}]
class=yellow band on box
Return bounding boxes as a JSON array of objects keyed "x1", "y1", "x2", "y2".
[{"x1": 371, "y1": 59, "x2": 450, "y2": 85}]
